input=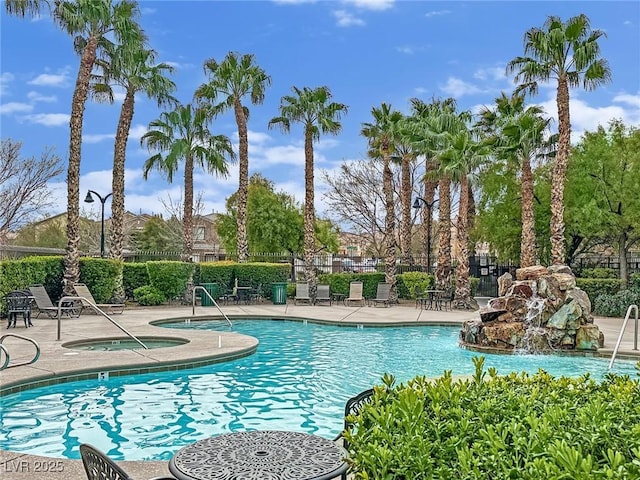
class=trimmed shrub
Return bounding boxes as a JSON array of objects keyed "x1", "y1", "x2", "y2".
[
  {"x1": 580, "y1": 267, "x2": 618, "y2": 279},
  {"x1": 0, "y1": 256, "x2": 65, "y2": 313},
  {"x1": 123, "y1": 263, "x2": 149, "y2": 300},
  {"x1": 576, "y1": 278, "x2": 623, "y2": 301},
  {"x1": 593, "y1": 288, "x2": 640, "y2": 317},
  {"x1": 199, "y1": 260, "x2": 238, "y2": 293},
  {"x1": 133, "y1": 285, "x2": 166, "y2": 306},
  {"x1": 234, "y1": 262, "x2": 290, "y2": 297},
  {"x1": 79, "y1": 258, "x2": 122, "y2": 303},
  {"x1": 146, "y1": 261, "x2": 195, "y2": 301},
  {"x1": 397, "y1": 271, "x2": 433, "y2": 299},
  {"x1": 317, "y1": 272, "x2": 385, "y2": 298},
  {"x1": 631, "y1": 273, "x2": 640, "y2": 290},
  {"x1": 347, "y1": 358, "x2": 640, "y2": 479}
]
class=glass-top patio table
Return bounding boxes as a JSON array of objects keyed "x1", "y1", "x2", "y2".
[{"x1": 169, "y1": 430, "x2": 348, "y2": 480}]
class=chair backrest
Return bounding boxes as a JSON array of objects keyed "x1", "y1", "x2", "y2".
[
  {"x1": 296, "y1": 282, "x2": 310, "y2": 298},
  {"x1": 348, "y1": 281, "x2": 363, "y2": 299},
  {"x1": 342, "y1": 388, "x2": 375, "y2": 450},
  {"x1": 316, "y1": 284, "x2": 330, "y2": 299},
  {"x1": 5, "y1": 290, "x2": 31, "y2": 313},
  {"x1": 73, "y1": 283, "x2": 97, "y2": 306},
  {"x1": 375, "y1": 283, "x2": 391, "y2": 299},
  {"x1": 80, "y1": 443, "x2": 133, "y2": 480},
  {"x1": 28, "y1": 284, "x2": 55, "y2": 309}
]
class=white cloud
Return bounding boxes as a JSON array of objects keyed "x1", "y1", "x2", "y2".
[
  {"x1": 22, "y1": 113, "x2": 70, "y2": 126},
  {"x1": 333, "y1": 9, "x2": 365, "y2": 27},
  {"x1": 473, "y1": 66, "x2": 507, "y2": 82},
  {"x1": 613, "y1": 93, "x2": 640, "y2": 109},
  {"x1": 0, "y1": 102, "x2": 33, "y2": 115},
  {"x1": 83, "y1": 132, "x2": 115, "y2": 144},
  {"x1": 439, "y1": 77, "x2": 485, "y2": 97},
  {"x1": 164, "y1": 60, "x2": 195, "y2": 70},
  {"x1": 28, "y1": 72, "x2": 70, "y2": 88},
  {"x1": 343, "y1": 0, "x2": 394, "y2": 11},
  {"x1": 27, "y1": 91, "x2": 57, "y2": 103},
  {"x1": 128, "y1": 124, "x2": 150, "y2": 141},
  {"x1": 0, "y1": 72, "x2": 15, "y2": 96},
  {"x1": 425, "y1": 10, "x2": 451, "y2": 18},
  {"x1": 140, "y1": 7, "x2": 156, "y2": 15}
]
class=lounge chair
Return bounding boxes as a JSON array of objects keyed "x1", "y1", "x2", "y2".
[
  {"x1": 314, "y1": 284, "x2": 332, "y2": 306},
  {"x1": 294, "y1": 282, "x2": 311, "y2": 305},
  {"x1": 29, "y1": 284, "x2": 81, "y2": 318},
  {"x1": 334, "y1": 388, "x2": 375, "y2": 480},
  {"x1": 73, "y1": 283, "x2": 125, "y2": 314},
  {"x1": 345, "y1": 281, "x2": 365, "y2": 307},
  {"x1": 369, "y1": 282, "x2": 391, "y2": 307},
  {"x1": 80, "y1": 443, "x2": 176, "y2": 480}
]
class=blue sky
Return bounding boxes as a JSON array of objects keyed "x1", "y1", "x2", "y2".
[{"x1": 1, "y1": 1, "x2": 639, "y2": 222}]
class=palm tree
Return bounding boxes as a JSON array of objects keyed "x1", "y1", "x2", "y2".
[
  {"x1": 93, "y1": 41, "x2": 177, "y2": 261},
  {"x1": 54, "y1": 0, "x2": 142, "y2": 294},
  {"x1": 507, "y1": 14, "x2": 611, "y2": 265},
  {"x1": 361, "y1": 103, "x2": 403, "y2": 302},
  {"x1": 5, "y1": 0, "x2": 48, "y2": 17},
  {"x1": 477, "y1": 92, "x2": 553, "y2": 267},
  {"x1": 140, "y1": 103, "x2": 235, "y2": 261},
  {"x1": 194, "y1": 52, "x2": 271, "y2": 263},
  {"x1": 269, "y1": 86, "x2": 347, "y2": 299}
]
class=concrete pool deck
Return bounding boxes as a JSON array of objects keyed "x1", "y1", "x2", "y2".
[{"x1": 1, "y1": 300, "x2": 638, "y2": 479}]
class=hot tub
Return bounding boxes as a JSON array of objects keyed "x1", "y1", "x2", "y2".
[{"x1": 62, "y1": 336, "x2": 189, "y2": 351}]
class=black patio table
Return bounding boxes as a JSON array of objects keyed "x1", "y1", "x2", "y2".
[{"x1": 169, "y1": 430, "x2": 348, "y2": 480}]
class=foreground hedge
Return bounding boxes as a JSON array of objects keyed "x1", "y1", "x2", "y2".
[{"x1": 346, "y1": 357, "x2": 640, "y2": 479}]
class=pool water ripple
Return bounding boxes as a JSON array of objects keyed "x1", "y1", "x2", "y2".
[{"x1": 1, "y1": 319, "x2": 637, "y2": 461}]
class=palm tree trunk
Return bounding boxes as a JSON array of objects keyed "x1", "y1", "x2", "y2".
[
  {"x1": 550, "y1": 76, "x2": 570, "y2": 265},
  {"x1": 383, "y1": 152, "x2": 397, "y2": 302},
  {"x1": 110, "y1": 88, "x2": 135, "y2": 261},
  {"x1": 520, "y1": 155, "x2": 536, "y2": 267},
  {"x1": 455, "y1": 176, "x2": 473, "y2": 309},
  {"x1": 303, "y1": 128, "x2": 317, "y2": 300},
  {"x1": 466, "y1": 181, "x2": 476, "y2": 257},
  {"x1": 435, "y1": 177, "x2": 451, "y2": 290},
  {"x1": 183, "y1": 154, "x2": 194, "y2": 262},
  {"x1": 64, "y1": 36, "x2": 97, "y2": 295},
  {"x1": 234, "y1": 98, "x2": 249, "y2": 263},
  {"x1": 399, "y1": 153, "x2": 413, "y2": 265}
]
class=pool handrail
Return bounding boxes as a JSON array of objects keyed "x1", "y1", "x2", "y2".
[
  {"x1": 0, "y1": 333, "x2": 41, "y2": 370},
  {"x1": 192, "y1": 286, "x2": 233, "y2": 327},
  {"x1": 608, "y1": 304, "x2": 638, "y2": 370},
  {"x1": 56, "y1": 296, "x2": 148, "y2": 349}
]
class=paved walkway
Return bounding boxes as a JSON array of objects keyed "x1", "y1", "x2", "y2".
[{"x1": 1, "y1": 301, "x2": 638, "y2": 479}]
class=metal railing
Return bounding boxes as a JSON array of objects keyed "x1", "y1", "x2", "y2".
[
  {"x1": 192, "y1": 286, "x2": 232, "y2": 327},
  {"x1": 56, "y1": 296, "x2": 148, "y2": 349},
  {"x1": 608, "y1": 304, "x2": 639, "y2": 370},
  {"x1": 0, "y1": 333, "x2": 41, "y2": 370}
]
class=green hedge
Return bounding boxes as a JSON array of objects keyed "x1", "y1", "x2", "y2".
[
  {"x1": 317, "y1": 272, "x2": 385, "y2": 298},
  {"x1": 576, "y1": 278, "x2": 623, "y2": 300},
  {"x1": 123, "y1": 263, "x2": 149, "y2": 300},
  {"x1": 198, "y1": 260, "x2": 238, "y2": 294},
  {"x1": 146, "y1": 261, "x2": 195, "y2": 301},
  {"x1": 234, "y1": 262, "x2": 290, "y2": 297},
  {"x1": 580, "y1": 267, "x2": 618, "y2": 279},
  {"x1": 593, "y1": 288, "x2": 640, "y2": 317},
  {"x1": 346, "y1": 357, "x2": 640, "y2": 479},
  {"x1": 79, "y1": 258, "x2": 122, "y2": 303},
  {"x1": 0, "y1": 256, "x2": 65, "y2": 313}
]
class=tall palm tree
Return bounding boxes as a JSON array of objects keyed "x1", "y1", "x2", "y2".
[
  {"x1": 396, "y1": 117, "x2": 418, "y2": 265},
  {"x1": 269, "y1": 86, "x2": 347, "y2": 299},
  {"x1": 477, "y1": 92, "x2": 553, "y2": 267},
  {"x1": 5, "y1": 0, "x2": 47, "y2": 17},
  {"x1": 54, "y1": 0, "x2": 142, "y2": 294},
  {"x1": 93, "y1": 41, "x2": 177, "y2": 261},
  {"x1": 361, "y1": 103, "x2": 403, "y2": 302},
  {"x1": 507, "y1": 14, "x2": 611, "y2": 265},
  {"x1": 141, "y1": 103, "x2": 235, "y2": 261},
  {"x1": 194, "y1": 52, "x2": 271, "y2": 263}
]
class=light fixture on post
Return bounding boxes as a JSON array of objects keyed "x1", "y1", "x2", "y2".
[
  {"x1": 84, "y1": 190, "x2": 113, "y2": 258},
  {"x1": 412, "y1": 197, "x2": 439, "y2": 274}
]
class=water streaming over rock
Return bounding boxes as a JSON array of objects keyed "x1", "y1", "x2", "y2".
[{"x1": 459, "y1": 265, "x2": 604, "y2": 354}]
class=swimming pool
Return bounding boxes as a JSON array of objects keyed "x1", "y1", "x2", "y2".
[{"x1": 1, "y1": 319, "x2": 637, "y2": 461}]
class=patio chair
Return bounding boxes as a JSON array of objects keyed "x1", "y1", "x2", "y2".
[
  {"x1": 334, "y1": 388, "x2": 375, "y2": 480},
  {"x1": 29, "y1": 284, "x2": 81, "y2": 318},
  {"x1": 5, "y1": 290, "x2": 33, "y2": 328},
  {"x1": 314, "y1": 284, "x2": 332, "y2": 306},
  {"x1": 345, "y1": 281, "x2": 365, "y2": 307},
  {"x1": 80, "y1": 443, "x2": 176, "y2": 480},
  {"x1": 438, "y1": 288, "x2": 454, "y2": 311},
  {"x1": 249, "y1": 283, "x2": 263, "y2": 304},
  {"x1": 294, "y1": 282, "x2": 312, "y2": 305},
  {"x1": 73, "y1": 283, "x2": 125, "y2": 315},
  {"x1": 369, "y1": 282, "x2": 391, "y2": 308}
]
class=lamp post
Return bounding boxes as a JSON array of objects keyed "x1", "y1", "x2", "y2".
[
  {"x1": 413, "y1": 197, "x2": 439, "y2": 273},
  {"x1": 84, "y1": 190, "x2": 112, "y2": 258}
]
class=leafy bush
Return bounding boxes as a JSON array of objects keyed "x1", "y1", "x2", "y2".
[
  {"x1": 317, "y1": 272, "x2": 385, "y2": 298},
  {"x1": 346, "y1": 357, "x2": 640, "y2": 479},
  {"x1": 234, "y1": 262, "x2": 290, "y2": 298},
  {"x1": 576, "y1": 278, "x2": 623, "y2": 301},
  {"x1": 593, "y1": 288, "x2": 640, "y2": 317},
  {"x1": 631, "y1": 273, "x2": 640, "y2": 290},
  {"x1": 580, "y1": 267, "x2": 618, "y2": 279},
  {"x1": 133, "y1": 285, "x2": 166, "y2": 306},
  {"x1": 79, "y1": 258, "x2": 122, "y2": 303},
  {"x1": 123, "y1": 263, "x2": 149, "y2": 300},
  {"x1": 146, "y1": 261, "x2": 194, "y2": 301},
  {"x1": 397, "y1": 271, "x2": 433, "y2": 299}
]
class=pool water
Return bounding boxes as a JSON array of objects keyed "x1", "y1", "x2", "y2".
[
  {"x1": 63, "y1": 337, "x2": 188, "y2": 351},
  {"x1": 1, "y1": 320, "x2": 637, "y2": 461}
]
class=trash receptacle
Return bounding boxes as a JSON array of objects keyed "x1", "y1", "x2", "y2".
[
  {"x1": 200, "y1": 283, "x2": 218, "y2": 306},
  {"x1": 271, "y1": 282, "x2": 288, "y2": 305}
]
